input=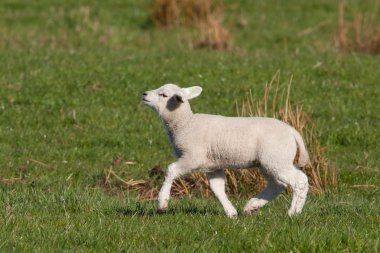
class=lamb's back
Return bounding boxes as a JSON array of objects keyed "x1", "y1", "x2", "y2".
[
  {"x1": 191, "y1": 114, "x2": 292, "y2": 141},
  {"x1": 176, "y1": 114, "x2": 294, "y2": 168}
]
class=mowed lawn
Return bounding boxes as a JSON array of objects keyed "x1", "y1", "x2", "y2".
[{"x1": 0, "y1": 0, "x2": 379, "y2": 252}]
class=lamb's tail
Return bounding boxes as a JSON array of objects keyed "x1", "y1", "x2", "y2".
[{"x1": 292, "y1": 129, "x2": 309, "y2": 167}]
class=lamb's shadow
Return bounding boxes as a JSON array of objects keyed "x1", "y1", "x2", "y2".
[{"x1": 116, "y1": 202, "x2": 220, "y2": 217}]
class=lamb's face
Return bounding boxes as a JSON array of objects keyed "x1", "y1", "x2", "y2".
[{"x1": 142, "y1": 84, "x2": 202, "y2": 115}]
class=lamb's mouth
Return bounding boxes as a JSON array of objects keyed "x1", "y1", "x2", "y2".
[{"x1": 142, "y1": 98, "x2": 150, "y2": 103}]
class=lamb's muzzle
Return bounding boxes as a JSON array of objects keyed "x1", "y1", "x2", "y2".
[{"x1": 142, "y1": 83, "x2": 309, "y2": 218}]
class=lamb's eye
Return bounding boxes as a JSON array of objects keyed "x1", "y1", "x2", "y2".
[{"x1": 160, "y1": 93, "x2": 168, "y2": 98}]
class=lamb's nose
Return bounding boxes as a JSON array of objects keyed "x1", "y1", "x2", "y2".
[{"x1": 143, "y1": 92, "x2": 147, "y2": 96}]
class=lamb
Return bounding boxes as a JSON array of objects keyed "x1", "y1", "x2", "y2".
[{"x1": 142, "y1": 83, "x2": 309, "y2": 218}]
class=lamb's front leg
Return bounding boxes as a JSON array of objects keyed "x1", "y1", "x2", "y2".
[
  {"x1": 157, "y1": 163, "x2": 180, "y2": 213},
  {"x1": 207, "y1": 170, "x2": 238, "y2": 218}
]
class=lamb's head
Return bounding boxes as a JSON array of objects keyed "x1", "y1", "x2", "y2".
[{"x1": 142, "y1": 84, "x2": 202, "y2": 119}]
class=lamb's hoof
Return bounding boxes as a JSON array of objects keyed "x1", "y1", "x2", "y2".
[
  {"x1": 157, "y1": 207, "x2": 168, "y2": 214},
  {"x1": 242, "y1": 207, "x2": 259, "y2": 215},
  {"x1": 157, "y1": 203, "x2": 168, "y2": 214},
  {"x1": 226, "y1": 210, "x2": 238, "y2": 219},
  {"x1": 287, "y1": 210, "x2": 301, "y2": 217}
]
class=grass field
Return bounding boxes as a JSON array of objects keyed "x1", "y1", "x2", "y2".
[{"x1": 1, "y1": 0, "x2": 380, "y2": 252}]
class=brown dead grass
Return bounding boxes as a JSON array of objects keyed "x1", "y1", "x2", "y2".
[
  {"x1": 152, "y1": 0, "x2": 214, "y2": 27},
  {"x1": 194, "y1": 13, "x2": 232, "y2": 50},
  {"x1": 337, "y1": 0, "x2": 380, "y2": 54},
  {"x1": 100, "y1": 72, "x2": 337, "y2": 199},
  {"x1": 151, "y1": 0, "x2": 232, "y2": 51}
]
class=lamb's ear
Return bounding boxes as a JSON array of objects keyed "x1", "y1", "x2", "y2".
[{"x1": 182, "y1": 86, "x2": 203, "y2": 100}]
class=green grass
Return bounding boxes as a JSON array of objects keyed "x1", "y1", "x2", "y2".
[{"x1": 0, "y1": 0, "x2": 379, "y2": 252}]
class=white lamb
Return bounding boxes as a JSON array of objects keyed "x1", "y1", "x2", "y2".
[{"x1": 142, "y1": 83, "x2": 309, "y2": 218}]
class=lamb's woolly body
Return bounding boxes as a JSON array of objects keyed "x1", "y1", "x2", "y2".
[
  {"x1": 169, "y1": 114, "x2": 304, "y2": 171},
  {"x1": 142, "y1": 83, "x2": 309, "y2": 217}
]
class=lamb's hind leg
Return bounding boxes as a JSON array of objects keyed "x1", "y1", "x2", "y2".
[
  {"x1": 207, "y1": 170, "x2": 238, "y2": 218},
  {"x1": 243, "y1": 174, "x2": 284, "y2": 215},
  {"x1": 276, "y1": 165, "x2": 309, "y2": 216}
]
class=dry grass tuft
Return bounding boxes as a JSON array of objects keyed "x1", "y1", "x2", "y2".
[
  {"x1": 100, "y1": 72, "x2": 337, "y2": 199},
  {"x1": 152, "y1": 0, "x2": 214, "y2": 27},
  {"x1": 101, "y1": 166, "x2": 159, "y2": 200},
  {"x1": 151, "y1": 0, "x2": 232, "y2": 51},
  {"x1": 337, "y1": 0, "x2": 380, "y2": 54},
  {"x1": 194, "y1": 14, "x2": 232, "y2": 51}
]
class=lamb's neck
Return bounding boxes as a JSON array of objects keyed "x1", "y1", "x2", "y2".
[{"x1": 163, "y1": 111, "x2": 193, "y2": 134}]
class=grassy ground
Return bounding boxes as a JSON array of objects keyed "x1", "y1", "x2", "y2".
[{"x1": 0, "y1": 0, "x2": 379, "y2": 252}]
